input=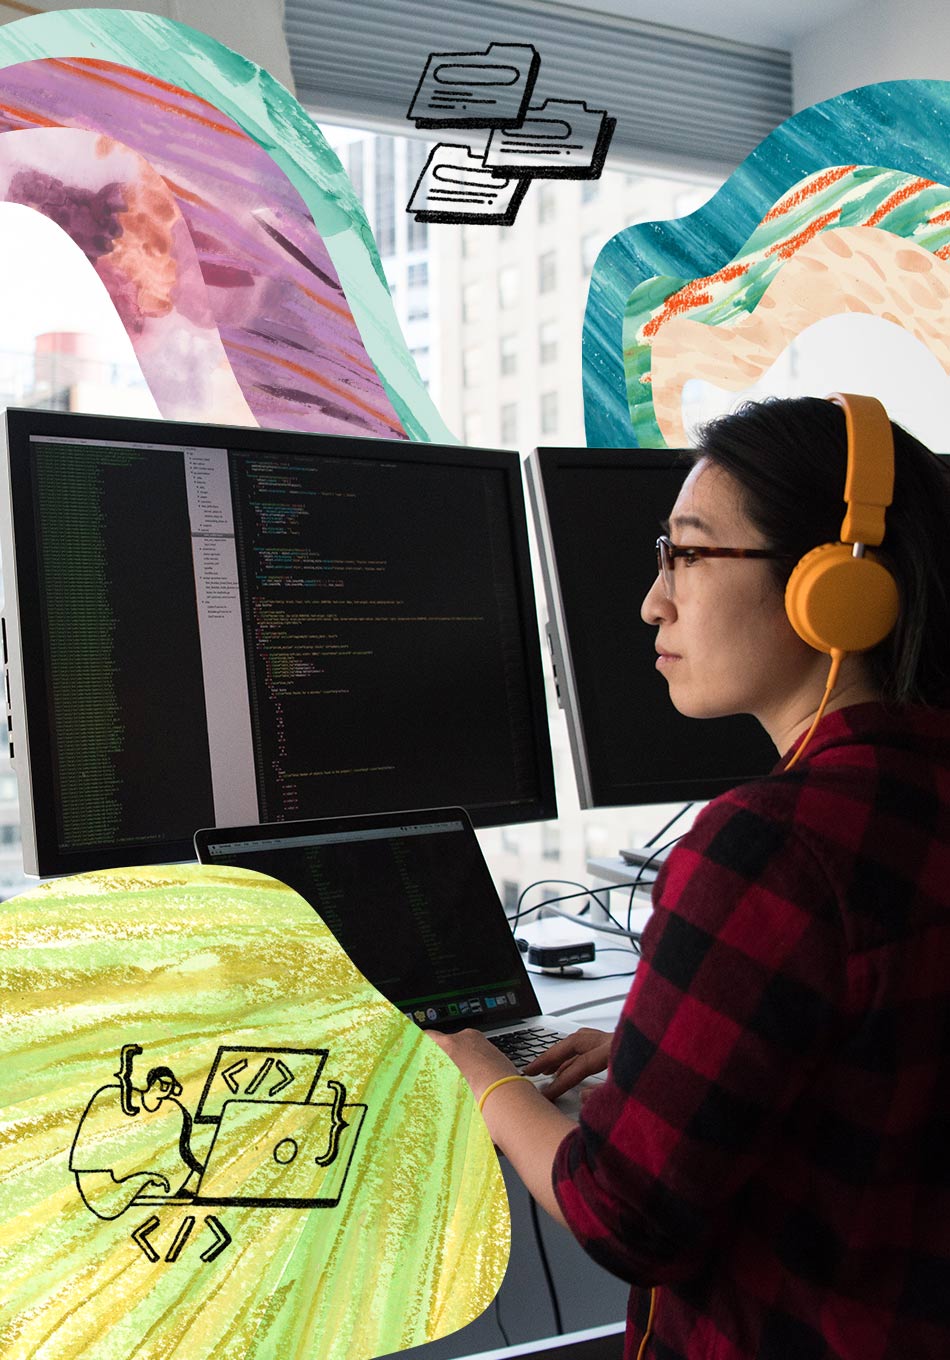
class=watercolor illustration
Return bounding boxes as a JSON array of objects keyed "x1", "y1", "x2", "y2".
[
  {"x1": 0, "y1": 8, "x2": 453, "y2": 440},
  {"x1": 584, "y1": 78, "x2": 950, "y2": 446},
  {"x1": 0, "y1": 863, "x2": 508, "y2": 1360}
]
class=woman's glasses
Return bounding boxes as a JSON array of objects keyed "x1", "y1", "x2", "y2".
[{"x1": 655, "y1": 534, "x2": 788, "y2": 600}]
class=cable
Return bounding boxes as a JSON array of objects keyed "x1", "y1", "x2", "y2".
[
  {"x1": 550, "y1": 991, "x2": 632, "y2": 1017},
  {"x1": 529, "y1": 1194, "x2": 564, "y2": 1335},
  {"x1": 508, "y1": 879, "x2": 632, "y2": 931},
  {"x1": 626, "y1": 831, "x2": 689, "y2": 932},
  {"x1": 643, "y1": 801, "x2": 694, "y2": 847},
  {"x1": 542, "y1": 902, "x2": 640, "y2": 940},
  {"x1": 494, "y1": 1293, "x2": 511, "y2": 1347}
]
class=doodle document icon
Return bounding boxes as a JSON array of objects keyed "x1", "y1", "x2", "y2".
[
  {"x1": 408, "y1": 143, "x2": 529, "y2": 225},
  {"x1": 408, "y1": 42, "x2": 540, "y2": 127},
  {"x1": 486, "y1": 100, "x2": 617, "y2": 177}
]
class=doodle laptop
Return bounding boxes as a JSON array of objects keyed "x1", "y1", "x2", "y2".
[{"x1": 194, "y1": 808, "x2": 594, "y2": 1070}]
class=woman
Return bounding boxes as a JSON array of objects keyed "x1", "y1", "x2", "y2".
[{"x1": 432, "y1": 395, "x2": 950, "y2": 1359}]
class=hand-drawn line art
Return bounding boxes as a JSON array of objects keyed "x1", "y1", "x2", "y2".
[
  {"x1": 70, "y1": 1042, "x2": 367, "y2": 1264},
  {"x1": 408, "y1": 43, "x2": 540, "y2": 127},
  {"x1": 406, "y1": 44, "x2": 615, "y2": 225},
  {"x1": 485, "y1": 100, "x2": 616, "y2": 178},
  {"x1": 407, "y1": 143, "x2": 530, "y2": 225}
]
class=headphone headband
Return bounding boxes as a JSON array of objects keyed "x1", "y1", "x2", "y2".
[{"x1": 827, "y1": 392, "x2": 894, "y2": 546}]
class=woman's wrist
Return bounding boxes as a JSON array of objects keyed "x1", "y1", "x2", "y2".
[{"x1": 477, "y1": 1073, "x2": 534, "y2": 1113}]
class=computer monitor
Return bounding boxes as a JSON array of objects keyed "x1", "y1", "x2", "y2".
[
  {"x1": 526, "y1": 446, "x2": 777, "y2": 808},
  {"x1": 0, "y1": 409, "x2": 556, "y2": 876}
]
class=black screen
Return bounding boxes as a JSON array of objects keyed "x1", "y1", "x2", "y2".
[
  {"x1": 3, "y1": 410, "x2": 555, "y2": 875},
  {"x1": 529, "y1": 447, "x2": 776, "y2": 806},
  {"x1": 197, "y1": 812, "x2": 540, "y2": 1030}
]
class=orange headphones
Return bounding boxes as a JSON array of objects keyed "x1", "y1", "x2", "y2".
[{"x1": 783, "y1": 392, "x2": 899, "y2": 768}]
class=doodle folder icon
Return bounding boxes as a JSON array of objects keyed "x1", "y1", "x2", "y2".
[
  {"x1": 485, "y1": 100, "x2": 616, "y2": 177},
  {"x1": 408, "y1": 43, "x2": 540, "y2": 127},
  {"x1": 407, "y1": 143, "x2": 529, "y2": 225}
]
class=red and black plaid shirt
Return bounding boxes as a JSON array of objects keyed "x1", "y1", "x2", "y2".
[{"x1": 553, "y1": 703, "x2": 950, "y2": 1359}]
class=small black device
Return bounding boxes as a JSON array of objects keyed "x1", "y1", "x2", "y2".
[{"x1": 527, "y1": 941, "x2": 596, "y2": 969}]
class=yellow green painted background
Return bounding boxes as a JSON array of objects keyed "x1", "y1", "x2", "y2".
[{"x1": 0, "y1": 864, "x2": 509, "y2": 1359}]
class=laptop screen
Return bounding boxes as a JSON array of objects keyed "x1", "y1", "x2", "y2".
[{"x1": 195, "y1": 810, "x2": 541, "y2": 1030}]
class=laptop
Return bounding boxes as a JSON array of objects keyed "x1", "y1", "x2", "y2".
[{"x1": 194, "y1": 808, "x2": 604, "y2": 1105}]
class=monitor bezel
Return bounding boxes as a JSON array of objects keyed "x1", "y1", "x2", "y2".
[
  {"x1": 1, "y1": 408, "x2": 556, "y2": 877},
  {"x1": 526, "y1": 444, "x2": 778, "y2": 809}
]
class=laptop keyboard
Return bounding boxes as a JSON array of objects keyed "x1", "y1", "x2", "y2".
[{"x1": 488, "y1": 1026, "x2": 562, "y2": 1069}]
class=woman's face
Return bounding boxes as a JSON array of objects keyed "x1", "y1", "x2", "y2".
[{"x1": 640, "y1": 458, "x2": 825, "y2": 746}]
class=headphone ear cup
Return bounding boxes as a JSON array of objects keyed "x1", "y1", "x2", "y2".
[{"x1": 785, "y1": 542, "x2": 900, "y2": 654}]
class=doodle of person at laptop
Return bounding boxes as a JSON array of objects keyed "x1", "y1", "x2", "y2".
[{"x1": 69, "y1": 1043, "x2": 204, "y2": 1220}]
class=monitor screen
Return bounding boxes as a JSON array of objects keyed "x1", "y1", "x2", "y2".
[
  {"x1": 526, "y1": 446, "x2": 777, "y2": 808},
  {"x1": 0, "y1": 409, "x2": 555, "y2": 875}
]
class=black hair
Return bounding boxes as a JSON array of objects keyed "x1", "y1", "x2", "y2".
[
  {"x1": 693, "y1": 396, "x2": 950, "y2": 706},
  {"x1": 146, "y1": 1065, "x2": 178, "y2": 1088}
]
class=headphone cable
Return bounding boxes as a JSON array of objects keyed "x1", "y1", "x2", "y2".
[{"x1": 784, "y1": 648, "x2": 843, "y2": 771}]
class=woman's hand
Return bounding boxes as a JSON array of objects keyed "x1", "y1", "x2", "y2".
[
  {"x1": 427, "y1": 1027, "x2": 519, "y2": 1104},
  {"x1": 523, "y1": 1027, "x2": 613, "y2": 1100}
]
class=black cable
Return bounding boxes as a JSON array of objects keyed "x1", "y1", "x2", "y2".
[
  {"x1": 509, "y1": 879, "x2": 629, "y2": 930},
  {"x1": 643, "y1": 801, "x2": 694, "y2": 848},
  {"x1": 626, "y1": 831, "x2": 689, "y2": 932},
  {"x1": 510, "y1": 881, "x2": 645, "y2": 938},
  {"x1": 494, "y1": 1293, "x2": 511, "y2": 1347},
  {"x1": 529, "y1": 1194, "x2": 564, "y2": 1335}
]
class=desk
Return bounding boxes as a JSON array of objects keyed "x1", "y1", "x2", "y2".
[{"x1": 391, "y1": 913, "x2": 644, "y2": 1360}]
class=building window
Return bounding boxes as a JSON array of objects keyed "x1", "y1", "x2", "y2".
[
  {"x1": 408, "y1": 261, "x2": 428, "y2": 288},
  {"x1": 502, "y1": 880, "x2": 520, "y2": 914},
  {"x1": 462, "y1": 282, "x2": 480, "y2": 323},
  {"x1": 498, "y1": 265, "x2": 519, "y2": 309},
  {"x1": 541, "y1": 824, "x2": 560, "y2": 861},
  {"x1": 374, "y1": 135, "x2": 395, "y2": 257},
  {"x1": 347, "y1": 141, "x2": 364, "y2": 203},
  {"x1": 499, "y1": 334, "x2": 517, "y2": 376},
  {"x1": 406, "y1": 139, "x2": 430, "y2": 251},
  {"x1": 539, "y1": 320, "x2": 558, "y2": 365},
  {"x1": 462, "y1": 347, "x2": 481, "y2": 388},
  {"x1": 538, "y1": 250, "x2": 557, "y2": 294},
  {"x1": 581, "y1": 232, "x2": 601, "y2": 275},
  {"x1": 540, "y1": 390, "x2": 558, "y2": 435},
  {"x1": 500, "y1": 402, "x2": 518, "y2": 445},
  {"x1": 537, "y1": 185, "x2": 557, "y2": 223},
  {"x1": 581, "y1": 179, "x2": 599, "y2": 204},
  {"x1": 407, "y1": 298, "x2": 428, "y2": 322},
  {"x1": 463, "y1": 411, "x2": 483, "y2": 445}
]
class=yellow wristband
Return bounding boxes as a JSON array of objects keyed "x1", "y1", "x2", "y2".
[{"x1": 477, "y1": 1074, "x2": 533, "y2": 1113}]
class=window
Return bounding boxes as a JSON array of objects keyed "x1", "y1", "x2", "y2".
[
  {"x1": 462, "y1": 282, "x2": 480, "y2": 323},
  {"x1": 462, "y1": 347, "x2": 481, "y2": 388},
  {"x1": 499, "y1": 334, "x2": 517, "y2": 376},
  {"x1": 462, "y1": 411, "x2": 483, "y2": 445},
  {"x1": 347, "y1": 141, "x2": 364, "y2": 203},
  {"x1": 500, "y1": 402, "x2": 518, "y2": 445},
  {"x1": 581, "y1": 179, "x2": 599, "y2": 204},
  {"x1": 502, "y1": 880, "x2": 520, "y2": 914},
  {"x1": 541, "y1": 824, "x2": 560, "y2": 861},
  {"x1": 407, "y1": 261, "x2": 428, "y2": 288},
  {"x1": 538, "y1": 250, "x2": 557, "y2": 294},
  {"x1": 498, "y1": 265, "x2": 519, "y2": 309},
  {"x1": 541, "y1": 390, "x2": 558, "y2": 435},
  {"x1": 374, "y1": 135, "x2": 395, "y2": 256},
  {"x1": 537, "y1": 185, "x2": 557, "y2": 223},
  {"x1": 406, "y1": 139, "x2": 430, "y2": 252},
  {"x1": 539, "y1": 321, "x2": 558, "y2": 365},
  {"x1": 407, "y1": 297, "x2": 428, "y2": 322},
  {"x1": 581, "y1": 232, "x2": 601, "y2": 275}
]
